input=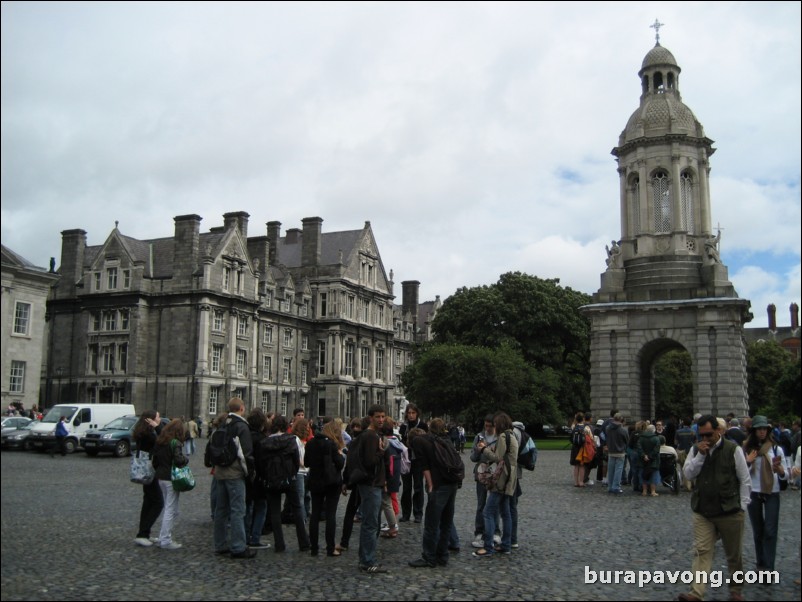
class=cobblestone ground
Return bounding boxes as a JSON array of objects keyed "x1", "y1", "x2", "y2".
[{"x1": 1, "y1": 448, "x2": 800, "y2": 601}]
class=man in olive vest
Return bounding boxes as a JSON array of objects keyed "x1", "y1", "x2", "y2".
[{"x1": 676, "y1": 415, "x2": 751, "y2": 602}]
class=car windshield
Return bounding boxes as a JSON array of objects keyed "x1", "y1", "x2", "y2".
[
  {"x1": 104, "y1": 416, "x2": 137, "y2": 430},
  {"x1": 22, "y1": 421, "x2": 39, "y2": 431},
  {"x1": 42, "y1": 407, "x2": 77, "y2": 423}
]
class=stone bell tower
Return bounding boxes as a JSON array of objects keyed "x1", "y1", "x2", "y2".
[{"x1": 582, "y1": 24, "x2": 752, "y2": 420}]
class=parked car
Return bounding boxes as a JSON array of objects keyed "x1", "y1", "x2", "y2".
[
  {"x1": 1, "y1": 420, "x2": 39, "y2": 450},
  {"x1": 540, "y1": 424, "x2": 555, "y2": 437},
  {"x1": 81, "y1": 415, "x2": 139, "y2": 457},
  {"x1": 1, "y1": 416, "x2": 33, "y2": 434}
]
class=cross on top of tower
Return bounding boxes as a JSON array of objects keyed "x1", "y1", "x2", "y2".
[{"x1": 650, "y1": 18, "x2": 665, "y2": 45}]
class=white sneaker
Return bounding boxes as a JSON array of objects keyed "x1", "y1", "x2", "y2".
[
  {"x1": 511, "y1": 543, "x2": 519, "y2": 549},
  {"x1": 134, "y1": 537, "x2": 153, "y2": 547},
  {"x1": 160, "y1": 542, "x2": 182, "y2": 550},
  {"x1": 493, "y1": 534, "x2": 502, "y2": 545},
  {"x1": 471, "y1": 535, "x2": 484, "y2": 549},
  {"x1": 380, "y1": 523, "x2": 390, "y2": 532},
  {"x1": 587, "y1": 480, "x2": 595, "y2": 486},
  {"x1": 601, "y1": 478, "x2": 608, "y2": 485}
]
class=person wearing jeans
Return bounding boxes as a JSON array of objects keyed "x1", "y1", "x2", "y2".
[
  {"x1": 151, "y1": 419, "x2": 189, "y2": 550},
  {"x1": 605, "y1": 413, "x2": 629, "y2": 494},
  {"x1": 470, "y1": 416, "x2": 499, "y2": 548},
  {"x1": 355, "y1": 405, "x2": 388, "y2": 573}
]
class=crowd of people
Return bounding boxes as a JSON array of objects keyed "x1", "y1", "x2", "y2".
[{"x1": 125, "y1": 400, "x2": 800, "y2": 593}]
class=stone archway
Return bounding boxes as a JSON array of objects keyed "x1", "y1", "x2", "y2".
[{"x1": 637, "y1": 337, "x2": 690, "y2": 420}]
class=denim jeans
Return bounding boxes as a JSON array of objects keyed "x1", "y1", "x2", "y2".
[
  {"x1": 509, "y1": 481, "x2": 522, "y2": 546},
  {"x1": 157, "y1": 479, "x2": 180, "y2": 547},
  {"x1": 627, "y1": 448, "x2": 641, "y2": 490},
  {"x1": 607, "y1": 455, "x2": 626, "y2": 492},
  {"x1": 245, "y1": 496, "x2": 268, "y2": 545},
  {"x1": 295, "y1": 473, "x2": 308, "y2": 525},
  {"x1": 421, "y1": 483, "x2": 457, "y2": 564},
  {"x1": 483, "y1": 491, "x2": 512, "y2": 553},
  {"x1": 357, "y1": 484, "x2": 383, "y2": 567},
  {"x1": 213, "y1": 478, "x2": 247, "y2": 554},
  {"x1": 747, "y1": 492, "x2": 781, "y2": 570}
]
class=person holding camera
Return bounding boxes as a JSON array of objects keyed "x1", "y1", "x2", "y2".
[{"x1": 470, "y1": 414, "x2": 500, "y2": 550}]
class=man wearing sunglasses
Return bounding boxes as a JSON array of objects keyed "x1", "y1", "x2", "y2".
[{"x1": 676, "y1": 415, "x2": 751, "y2": 602}]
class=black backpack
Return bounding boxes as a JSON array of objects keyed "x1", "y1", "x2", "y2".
[
  {"x1": 259, "y1": 434, "x2": 299, "y2": 490},
  {"x1": 428, "y1": 434, "x2": 465, "y2": 484},
  {"x1": 204, "y1": 421, "x2": 238, "y2": 468},
  {"x1": 572, "y1": 424, "x2": 586, "y2": 448},
  {"x1": 516, "y1": 428, "x2": 537, "y2": 471}
]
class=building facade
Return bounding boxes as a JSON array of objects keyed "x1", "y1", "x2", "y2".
[
  {"x1": 582, "y1": 36, "x2": 752, "y2": 420},
  {"x1": 44, "y1": 213, "x2": 423, "y2": 420},
  {"x1": 2, "y1": 245, "x2": 59, "y2": 411}
]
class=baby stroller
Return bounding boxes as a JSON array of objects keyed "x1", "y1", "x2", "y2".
[{"x1": 659, "y1": 452, "x2": 680, "y2": 494}]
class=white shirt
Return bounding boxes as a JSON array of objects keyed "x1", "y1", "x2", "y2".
[
  {"x1": 747, "y1": 444, "x2": 786, "y2": 494},
  {"x1": 683, "y1": 437, "x2": 751, "y2": 511}
]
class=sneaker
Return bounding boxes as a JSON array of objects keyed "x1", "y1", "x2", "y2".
[
  {"x1": 408, "y1": 558, "x2": 435, "y2": 568},
  {"x1": 160, "y1": 542, "x2": 183, "y2": 550},
  {"x1": 587, "y1": 479, "x2": 595, "y2": 486},
  {"x1": 359, "y1": 564, "x2": 389, "y2": 574},
  {"x1": 248, "y1": 542, "x2": 271, "y2": 550},
  {"x1": 493, "y1": 534, "x2": 502, "y2": 546},
  {"x1": 472, "y1": 535, "x2": 485, "y2": 549},
  {"x1": 149, "y1": 537, "x2": 159, "y2": 544},
  {"x1": 230, "y1": 548, "x2": 257, "y2": 559},
  {"x1": 134, "y1": 537, "x2": 153, "y2": 547},
  {"x1": 602, "y1": 478, "x2": 608, "y2": 485},
  {"x1": 511, "y1": 543, "x2": 519, "y2": 549},
  {"x1": 380, "y1": 523, "x2": 390, "y2": 532}
]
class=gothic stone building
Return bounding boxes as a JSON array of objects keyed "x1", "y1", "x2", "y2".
[{"x1": 44, "y1": 212, "x2": 421, "y2": 420}]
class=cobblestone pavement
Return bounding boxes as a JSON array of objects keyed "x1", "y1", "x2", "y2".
[{"x1": 2, "y1": 448, "x2": 800, "y2": 601}]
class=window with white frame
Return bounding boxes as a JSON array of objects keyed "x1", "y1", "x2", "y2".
[
  {"x1": 236, "y1": 349, "x2": 247, "y2": 376},
  {"x1": 261, "y1": 391, "x2": 270, "y2": 413},
  {"x1": 263, "y1": 323, "x2": 274, "y2": 344},
  {"x1": 213, "y1": 310, "x2": 224, "y2": 332},
  {"x1": 223, "y1": 267, "x2": 231, "y2": 291},
  {"x1": 237, "y1": 315, "x2": 248, "y2": 337},
  {"x1": 107, "y1": 267, "x2": 118, "y2": 289},
  {"x1": 123, "y1": 269, "x2": 131, "y2": 289},
  {"x1": 120, "y1": 309, "x2": 130, "y2": 330},
  {"x1": 279, "y1": 393, "x2": 288, "y2": 416},
  {"x1": 375, "y1": 349, "x2": 384, "y2": 380},
  {"x1": 209, "y1": 387, "x2": 219, "y2": 415},
  {"x1": 9, "y1": 361, "x2": 25, "y2": 393},
  {"x1": 102, "y1": 345, "x2": 115, "y2": 372},
  {"x1": 263, "y1": 355, "x2": 272, "y2": 381},
  {"x1": 302, "y1": 334, "x2": 309, "y2": 351},
  {"x1": 283, "y1": 328, "x2": 293, "y2": 347},
  {"x1": 348, "y1": 295, "x2": 355, "y2": 318},
  {"x1": 318, "y1": 341, "x2": 326, "y2": 375},
  {"x1": 360, "y1": 347, "x2": 370, "y2": 378},
  {"x1": 363, "y1": 299, "x2": 370, "y2": 323},
  {"x1": 94, "y1": 272, "x2": 102, "y2": 291},
  {"x1": 92, "y1": 313, "x2": 102, "y2": 331},
  {"x1": 344, "y1": 343, "x2": 355, "y2": 376},
  {"x1": 211, "y1": 344, "x2": 223, "y2": 374},
  {"x1": 104, "y1": 311, "x2": 116, "y2": 331},
  {"x1": 13, "y1": 302, "x2": 31, "y2": 336},
  {"x1": 283, "y1": 358, "x2": 292, "y2": 383},
  {"x1": 396, "y1": 350, "x2": 402, "y2": 367},
  {"x1": 88, "y1": 345, "x2": 99, "y2": 374}
]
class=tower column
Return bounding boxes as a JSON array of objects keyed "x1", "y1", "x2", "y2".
[
  {"x1": 671, "y1": 152, "x2": 683, "y2": 231},
  {"x1": 698, "y1": 156, "x2": 712, "y2": 234}
]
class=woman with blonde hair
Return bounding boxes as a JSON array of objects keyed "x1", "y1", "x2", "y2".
[{"x1": 151, "y1": 418, "x2": 188, "y2": 549}]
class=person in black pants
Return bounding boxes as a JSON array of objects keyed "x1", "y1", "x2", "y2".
[
  {"x1": 132, "y1": 410, "x2": 164, "y2": 547},
  {"x1": 399, "y1": 404, "x2": 428, "y2": 522},
  {"x1": 305, "y1": 421, "x2": 345, "y2": 556}
]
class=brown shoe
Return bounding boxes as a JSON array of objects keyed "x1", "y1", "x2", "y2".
[{"x1": 676, "y1": 594, "x2": 701, "y2": 601}]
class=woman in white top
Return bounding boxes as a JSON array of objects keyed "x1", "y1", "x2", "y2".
[{"x1": 743, "y1": 415, "x2": 787, "y2": 571}]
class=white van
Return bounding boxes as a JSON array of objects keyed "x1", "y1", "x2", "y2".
[{"x1": 29, "y1": 403, "x2": 136, "y2": 454}]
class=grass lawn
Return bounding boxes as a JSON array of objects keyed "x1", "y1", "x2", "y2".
[{"x1": 533, "y1": 438, "x2": 573, "y2": 451}]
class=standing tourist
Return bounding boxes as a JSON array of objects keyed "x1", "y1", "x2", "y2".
[
  {"x1": 151, "y1": 418, "x2": 188, "y2": 550},
  {"x1": 399, "y1": 403, "x2": 428, "y2": 523},
  {"x1": 605, "y1": 413, "x2": 628, "y2": 494},
  {"x1": 132, "y1": 410, "x2": 163, "y2": 547}
]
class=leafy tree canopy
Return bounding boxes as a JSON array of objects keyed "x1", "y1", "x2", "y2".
[{"x1": 747, "y1": 341, "x2": 801, "y2": 421}]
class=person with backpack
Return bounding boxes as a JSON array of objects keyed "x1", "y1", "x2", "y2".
[
  {"x1": 262, "y1": 414, "x2": 310, "y2": 553},
  {"x1": 305, "y1": 420, "x2": 345, "y2": 557},
  {"x1": 336, "y1": 417, "x2": 365, "y2": 553},
  {"x1": 470, "y1": 415, "x2": 500, "y2": 550},
  {"x1": 245, "y1": 408, "x2": 270, "y2": 550},
  {"x1": 151, "y1": 418, "x2": 189, "y2": 550},
  {"x1": 509, "y1": 420, "x2": 536, "y2": 550},
  {"x1": 408, "y1": 418, "x2": 464, "y2": 568},
  {"x1": 380, "y1": 418, "x2": 403, "y2": 538},
  {"x1": 638, "y1": 423, "x2": 661, "y2": 497},
  {"x1": 210, "y1": 398, "x2": 256, "y2": 559},
  {"x1": 569, "y1": 412, "x2": 588, "y2": 487},
  {"x1": 398, "y1": 403, "x2": 428, "y2": 524},
  {"x1": 472, "y1": 412, "x2": 518, "y2": 558}
]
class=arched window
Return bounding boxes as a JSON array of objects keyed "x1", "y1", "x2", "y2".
[
  {"x1": 630, "y1": 175, "x2": 641, "y2": 235},
  {"x1": 652, "y1": 171, "x2": 671, "y2": 233},
  {"x1": 680, "y1": 171, "x2": 695, "y2": 233},
  {"x1": 654, "y1": 72, "x2": 664, "y2": 92},
  {"x1": 667, "y1": 72, "x2": 675, "y2": 90}
]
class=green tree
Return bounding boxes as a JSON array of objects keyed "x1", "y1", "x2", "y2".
[
  {"x1": 747, "y1": 341, "x2": 801, "y2": 420},
  {"x1": 653, "y1": 349, "x2": 694, "y2": 420},
  {"x1": 429, "y1": 272, "x2": 591, "y2": 418},
  {"x1": 399, "y1": 343, "x2": 562, "y2": 428}
]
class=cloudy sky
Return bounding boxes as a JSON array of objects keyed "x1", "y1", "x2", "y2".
[{"x1": 2, "y1": 2, "x2": 799, "y2": 328}]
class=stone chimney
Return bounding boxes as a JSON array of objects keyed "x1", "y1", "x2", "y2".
[
  {"x1": 285, "y1": 228, "x2": 301, "y2": 244},
  {"x1": 767, "y1": 304, "x2": 777, "y2": 331},
  {"x1": 302, "y1": 217, "x2": 323, "y2": 267},
  {"x1": 402, "y1": 280, "x2": 420, "y2": 331},
  {"x1": 223, "y1": 211, "x2": 250, "y2": 238},
  {"x1": 57, "y1": 229, "x2": 87, "y2": 298},
  {"x1": 791, "y1": 302, "x2": 799, "y2": 330},
  {"x1": 173, "y1": 214, "x2": 201, "y2": 286},
  {"x1": 267, "y1": 221, "x2": 281, "y2": 266}
]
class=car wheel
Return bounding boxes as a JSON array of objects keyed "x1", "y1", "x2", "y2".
[
  {"x1": 115, "y1": 440, "x2": 131, "y2": 458},
  {"x1": 63, "y1": 439, "x2": 77, "y2": 454}
]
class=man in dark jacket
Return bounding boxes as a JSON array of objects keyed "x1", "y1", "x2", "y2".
[
  {"x1": 408, "y1": 418, "x2": 460, "y2": 568},
  {"x1": 355, "y1": 404, "x2": 388, "y2": 573},
  {"x1": 212, "y1": 397, "x2": 256, "y2": 559},
  {"x1": 605, "y1": 413, "x2": 628, "y2": 494}
]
